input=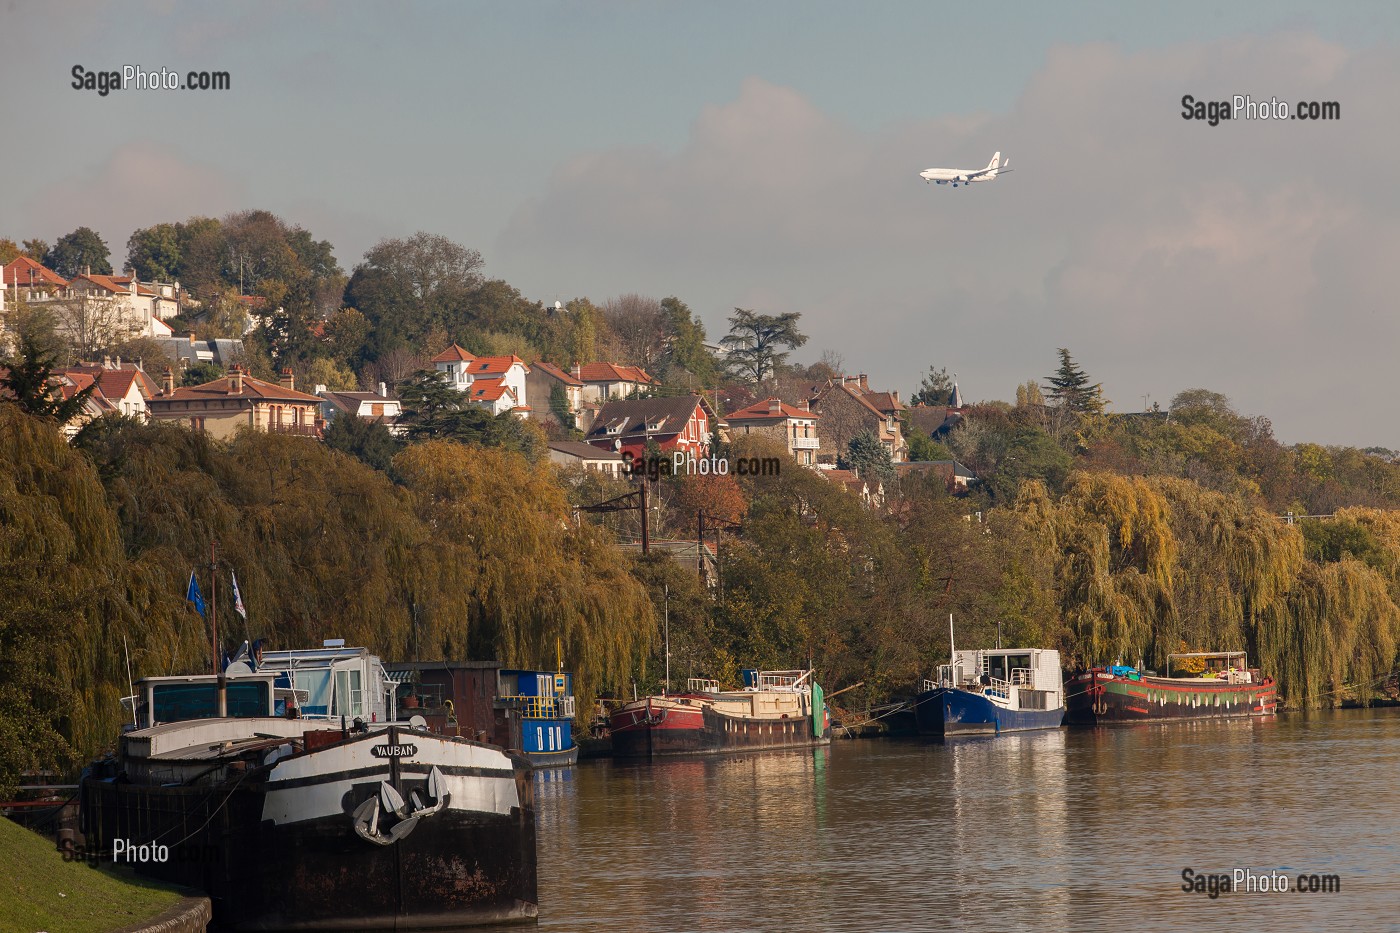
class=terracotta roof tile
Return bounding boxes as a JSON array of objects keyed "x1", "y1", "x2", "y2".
[
  {"x1": 577, "y1": 362, "x2": 655, "y2": 384},
  {"x1": 532, "y1": 361, "x2": 583, "y2": 386},
  {"x1": 431, "y1": 343, "x2": 477, "y2": 363},
  {"x1": 3, "y1": 257, "x2": 66, "y2": 288},
  {"x1": 726, "y1": 397, "x2": 818, "y2": 422}
]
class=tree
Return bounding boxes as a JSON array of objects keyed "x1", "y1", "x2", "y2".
[
  {"x1": 345, "y1": 232, "x2": 484, "y2": 356},
  {"x1": 0, "y1": 238, "x2": 19, "y2": 264},
  {"x1": 397, "y1": 369, "x2": 545, "y2": 460},
  {"x1": 1043, "y1": 348, "x2": 1105, "y2": 415},
  {"x1": 1015, "y1": 380, "x2": 1045, "y2": 408},
  {"x1": 47, "y1": 294, "x2": 143, "y2": 360},
  {"x1": 911, "y1": 365, "x2": 954, "y2": 407},
  {"x1": 125, "y1": 223, "x2": 182, "y2": 281},
  {"x1": 564, "y1": 298, "x2": 600, "y2": 363},
  {"x1": 0, "y1": 333, "x2": 98, "y2": 422},
  {"x1": 44, "y1": 227, "x2": 112, "y2": 278},
  {"x1": 842, "y1": 429, "x2": 895, "y2": 484},
  {"x1": 660, "y1": 296, "x2": 719, "y2": 386},
  {"x1": 323, "y1": 413, "x2": 405, "y2": 473},
  {"x1": 602, "y1": 294, "x2": 667, "y2": 369},
  {"x1": 721, "y1": 308, "x2": 807, "y2": 385},
  {"x1": 305, "y1": 357, "x2": 357, "y2": 392},
  {"x1": 21, "y1": 239, "x2": 49, "y2": 263},
  {"x1": 181, "y1": 361, "x2": 224, "y2": 387}
]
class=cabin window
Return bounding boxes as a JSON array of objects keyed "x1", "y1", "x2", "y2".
[
  {"x1": 295, "y1": 669, "x2": 333, "y2": 716},
  {"x1": 335, "y1": 668, "x2": 364, "y2": 717},
  {"x1": 149, "y1": 681, "x2": 269, "y2": 724}
]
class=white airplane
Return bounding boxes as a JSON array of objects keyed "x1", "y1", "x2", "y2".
[{"x1": 920, "y1": 152, "x2": 1010, "y2": 187}]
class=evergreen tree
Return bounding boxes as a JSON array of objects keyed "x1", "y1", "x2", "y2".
[
  {"x1": 841, "y1": 429, "x2": 895, "y2": 483},
  {"x1": 911, "y1": 365, "x2": 954, "y2": 407},
  {"x1": 44, "y1": 227, "x2": 113, "y2": 278},
  {"x1": 1043, "y1": 348, "x2": 1105, "y2": 414},
  {"x1": 0, "y1": 334, "x2": 97, "y2": 422}
]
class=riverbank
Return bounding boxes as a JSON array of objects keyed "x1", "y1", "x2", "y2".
[{"x1": 0, "y1": 815, "x2": 192, "y2": 933}]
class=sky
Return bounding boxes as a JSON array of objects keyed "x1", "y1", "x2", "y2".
[{"x1": 4, "y1": 0, "x2": 1400, "y2": 447}]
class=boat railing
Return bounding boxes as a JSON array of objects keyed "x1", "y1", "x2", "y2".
[
  {"x1": 984, "y1": 677, "x2": 1012, "y2": 699},
  {"x1": 687, "y1": 678, "x2": 721, "y2": 693},
  {"x1": 756, "y1": 670, "x2": 812, "y2": 692},
  {"x1": 1010, "y1": 668, "x2": 1034, "y2": 686},
  {"x1": 500, "y1": 694, "x2": 575, "y2": 720},
  {"x1": 922, "y1": 678, "x2": 938, "y2": 693}
]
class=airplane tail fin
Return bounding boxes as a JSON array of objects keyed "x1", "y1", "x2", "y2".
[{"x1": 988, "y1": 151, "x2": 1001, "y2": 171}]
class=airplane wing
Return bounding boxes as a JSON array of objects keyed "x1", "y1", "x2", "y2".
[{"x1": 965, "y1": 166, "x2": 1012, "y2": 179}]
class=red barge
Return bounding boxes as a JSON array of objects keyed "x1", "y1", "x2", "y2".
[
  {"x1": 1066, "y1": 651, "x2": 1278, "y2": 725},
  {"x1": 610, "y1": 670, "x2": 830, "y2": 758}
]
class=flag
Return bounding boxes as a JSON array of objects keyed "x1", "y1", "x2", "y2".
[
  {"x1": 231, "y1": 571, "x2": 247, "y2": 620},
  {"x1": 185, "y1": 570, "x2": 206, "y2": 617}
]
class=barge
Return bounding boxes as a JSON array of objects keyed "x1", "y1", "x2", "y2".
[
  {"x1": 913, "y1": 647, "x2": 1065, "y2": 736},
  {"x1": 610, "y1": 669, "x2": 830, "y2": 758},
  {"x1": 1065, "y1": 651, "x2": 1278, "y2": 725},
  {"x1": 80, "y1": 643, "x2": 537, "y2": 931}
]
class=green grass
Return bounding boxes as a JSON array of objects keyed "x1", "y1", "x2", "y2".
[{"x1": 0, "y1": 815, "x2": 187, "y2": 933}]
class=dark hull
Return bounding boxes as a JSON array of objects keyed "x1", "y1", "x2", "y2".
[
  {"x1": 913, "y1": 687, "x2": 1064, "y2": 736},
  {"x1": 1065, "y1": 670, "x2": 1278, "y2": 725},
  {"x1": 80, "y1": 765, "x2": 536, "y2": 931},
  {"x1": 610, "y1": 701, "x2": 828, "y2": 758}
]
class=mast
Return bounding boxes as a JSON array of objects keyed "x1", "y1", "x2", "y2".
[
  {"x1": 210, "y1": 539, "x2": 219, "y2": 674},
  {"x1": 948, "y1": 613, "x2": 955, "y2": 686}
]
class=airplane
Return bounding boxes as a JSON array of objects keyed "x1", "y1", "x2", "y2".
[{"x1": 919, "y1": 152, "x2": 1010, "y2": 187}]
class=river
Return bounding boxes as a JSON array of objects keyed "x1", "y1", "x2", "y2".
[{"x1": 503, "y1": 709, "x2": 1400, "y2": 932}]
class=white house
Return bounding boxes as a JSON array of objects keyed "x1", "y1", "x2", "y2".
[{"x1": 431, "y1": 344, "x2": 531, "y2": 417}]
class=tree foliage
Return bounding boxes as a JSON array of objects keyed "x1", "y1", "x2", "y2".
[
  {"x1": 1043, "y1": 348, "x2": 1105, "y2": 414},
  {"x1": 45, "y1": 227, "x2": 112, "y2": 278},
  {"x1": 721, "y1": 308, "x2": 807, "y2": 385}
]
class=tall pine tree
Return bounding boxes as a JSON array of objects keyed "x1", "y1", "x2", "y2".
[{"x1": 1043, "y1": 348, "x2": 1105, "y2": 414}]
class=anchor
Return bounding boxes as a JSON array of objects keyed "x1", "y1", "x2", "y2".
[{"x1": 352, "y1": 766, "x2": 450, "y2": 846}]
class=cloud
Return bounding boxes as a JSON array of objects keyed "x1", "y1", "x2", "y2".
[
  {"x1": 16, "y1": 142, "x2": 246, "y2": 264},
  {"x1": 499, "y1": 36, "x2": 1400, "y2": 446}
]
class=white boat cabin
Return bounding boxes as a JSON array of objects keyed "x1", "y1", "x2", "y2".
[{"x1": 933, "y1": 648, "x2": 1064, "y2": 711}]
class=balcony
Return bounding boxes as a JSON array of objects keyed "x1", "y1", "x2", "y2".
[
  {"x1": 791, "y1": 436, "x2": 820, "y2": 449},
  {"x1": 267, "y1": 422, "x2": 322, "y2": 438}
]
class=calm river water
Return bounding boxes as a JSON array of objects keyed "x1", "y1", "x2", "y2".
[{"x1": 495, "y1": 709, "x2": 1400, "y2": 932}]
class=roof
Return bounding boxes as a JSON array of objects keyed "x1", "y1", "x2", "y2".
[
  {"x1": 431, "y1": 343, "x2": 477, "y2": 363},
  {"x1": 466, "y1": 355, "x2": 527, "y2": 377},
  {"x1": 863, "y1": 391, "x2": 905, "y2": 414},
  {"x1": 320, "y1": 391, "x2": 400, "y2": 414},
  {"x1": 467, "y1": 378, "x2": 513, "y2": 403},
  {"x1": 726, "y1": 397, "x2": 817, "y2": 423},
  {"x1": 548, "y1": 440, "x2": 623, "y2": 461},
  {"x1": 62, "y1": 367, "x2": 149, "y2": 402},
  {"x1": 67, "y1": 273, "x2": 131, "y2": 295},
  {"x1": 577, "y1": 362, "x2": 655, "y2": 384},
  {"x1": 152, "y1": 371, "x2": 323, "y2": 404},
  {"x1": 532, "y1": 361, "x2": 583, "y2": 387},
  {"x1": 812, "y1": 380, "x2": 888, "y2": 421},
  {"x1": 3, "y1": 257, "x2": 66, "y2": 288},
  {"x1": 584, "y1": 395, "x2": 713, "y2": 445}
]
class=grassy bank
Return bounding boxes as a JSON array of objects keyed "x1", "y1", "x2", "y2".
[{"x1": 0, "y1": 815, "x2": 186, "y2": 933}]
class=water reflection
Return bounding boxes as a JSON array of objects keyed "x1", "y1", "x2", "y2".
[{"x1": 369, "y1": 710, "x2": 1400, "y2": 932}]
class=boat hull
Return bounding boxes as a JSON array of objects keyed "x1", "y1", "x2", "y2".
[
  {"x1": 80, "y1": 729, "x2": 537, "y2": 931},
  {"x1": 609, "y1": 697, "x2": 828, "y2": 758},
  {"x1": 913, "y1": 687, "x2": 1064, "y2": 736},
  {"x1": 1065, "y1": 670, "x2": 1278, "y2": 725}
]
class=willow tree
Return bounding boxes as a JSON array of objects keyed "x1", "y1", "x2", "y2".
[{"x1": 393, "y1": 441, "x2": 655, "y2": 709}]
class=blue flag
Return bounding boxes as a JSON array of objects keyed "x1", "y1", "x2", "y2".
[{"x1": 186, "y1": 570, "x2": 207, "y2": 618}]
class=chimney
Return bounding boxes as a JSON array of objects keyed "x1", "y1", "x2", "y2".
[
  {"x1": 857, "y1": 374, "x2": 868, "y2": 392},
  {"x1": 314, "y1": 384, "x2": 328, "y2": 396},
  {"x1": 161, "y1": 368, "x2": 175, "y2": 396},
  {"x1": 571, "y1": 362, "x2": 581, "y2": 379},
  {"x1": 103, "y1": 355, "x2": 112, "y2": 369},
  {"x1": 115, "y1": 355, "x2": 122, "y2": 370},
  {"x1": 280, "y1": 368, "x2": 295, "y2": 392},
  {"x1": 798, "y1": 398, "x2": 810, "y2": 412},
  {"x1": 378, "y1": 381, "x2": 388, "y2": 398},
  {"x1": 768, "y1": 397, "x2": 782, "y2": 414},
  {"x1": 188, "y1": 331, "x2": 197, "y2": 347},
  {"x1": 230, "y1": 365, "x2": 244, "y2": 394}
]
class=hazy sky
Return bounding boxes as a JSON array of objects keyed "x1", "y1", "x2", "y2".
[{"x1": 5, "y1": 1, "x2": 1399, "y2": 446}]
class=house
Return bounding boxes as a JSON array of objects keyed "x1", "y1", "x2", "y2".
[
  {"x1": 317, "y1": 385, "x2": 404, "y2": 435},
  {"x1": 59, "y1": 360, "x2": 159, "y2": 420},
  {"x1": 112, "y1": 274, "x2": 185, "y2": 321},
  {"x1": 724, "y1": 397, "x2": 821, "y2": 466},
  {"x1": 907, "y1": 382, "x2": 966, "y2": 440},
  {"x1": 547, "y1": 440, "x2": 626, "y2": 476},
  {"x1": 574, "y1": 362, "x2": 657, "y2": 404},
  {"x1": 820, "y1": 467, "x2": 885, "y2": 508},
  {"x1": 56, "y1": 272, "x2": 174, "y2": 338},
  {"x1": 808, "y1": 375, "x2": 907, "y2": 463},
  {"x1": 431, "y1": 344, "x2": 531, "y2": 417},
  {"x1": 2, "y1": 256, "x2": 67, "y2": 299},
  {"x1": 895, "y1": 459, "x2": 979, "y2": 491},
  {"x1": 526, "y1": 362, "x2": 585, "y2": 429},
  {"x1": 147, "y1": 366, "x2": 325, "y2": 440},
  {"x1": 154, "y1": 334, "x2": 246, "y2": 372},
  {"x1": 583, "y1": 395, "x2": 716, "y2": 461}
]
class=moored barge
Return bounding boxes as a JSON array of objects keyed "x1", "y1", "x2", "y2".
[
  {"x1": 1066, "y1": 651, "x2": 1278, "y2": 725},
  {"x1": 913, "y1": 647, "x2": 1066, "y2": 737},
  {"x1": 610, "y1": 669, "x2": 830, "y2": 758},
  {"x1": 80, "y1": 644, "x2": 537, "y2": 931}
]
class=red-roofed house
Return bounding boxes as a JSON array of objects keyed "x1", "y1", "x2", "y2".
[
  {"x1": 147, "y1": 366, "x2": 325, "y2": 440},
  {"x1": 582, "y1": 395, "x2": 716, "y2": 461},
  {"x1": 574, "y1": 362, "x2": 657, "y2": 404},
  {"x1": 725, "y1": 397, "x2": 821, "y2": 466},
  {"x1": 432, "y1": 344, "x2": 531, "y2": 416},
  {"x1": 808, "y1": 375, "x2": 907, "y2": 463},
  {"x1": 2, "y1": 257, "x2": 68, "y2": 296}
]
